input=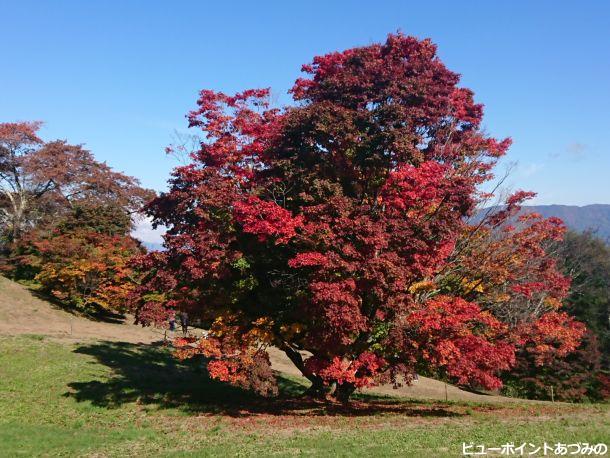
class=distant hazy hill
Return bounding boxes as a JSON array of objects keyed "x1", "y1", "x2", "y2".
[{"x1": 481, "y1": 204, "x2": 610, "y2": 241}]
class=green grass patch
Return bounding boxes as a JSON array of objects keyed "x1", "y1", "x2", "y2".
[{"x1": 0, "y1": 335, "x2": 607, "y2": 457}]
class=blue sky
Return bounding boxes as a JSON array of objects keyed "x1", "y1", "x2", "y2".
[{"x1": 1, "y1": 0, "x2": 609, "y2": 209}]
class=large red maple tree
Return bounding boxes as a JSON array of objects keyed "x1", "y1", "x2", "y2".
[{"x1": 134, "y1": 34, "x2": 583, "y2": 400}]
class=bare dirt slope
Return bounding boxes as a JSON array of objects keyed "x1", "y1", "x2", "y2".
[
  {"x1": 0, "y1": 275, "x2": 522, "y2": 403},
  {"x1": 0, "y1": 275, "x2": 161, "y2": 344}
]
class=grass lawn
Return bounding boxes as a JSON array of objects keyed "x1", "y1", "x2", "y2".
[{"x1": 0, "y1": 335, "x2": 608, "y2": 457}]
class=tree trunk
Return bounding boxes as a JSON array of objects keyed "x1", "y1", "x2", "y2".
[
  {"x1": 9, "y1": 193, "x2": 26, "y2": 244},
  {"x1": 280, "y1": 344, "x2": 358, "y2": 402},
  {"x1": 303, "y1": 377, "x2": 332, "y2": 399},
  {"x1": 333, "y1": 382, "x2": 356, "y2": 403},
  {"x1": 281, "y1": 344, "x2": 335, "y2": 399}
]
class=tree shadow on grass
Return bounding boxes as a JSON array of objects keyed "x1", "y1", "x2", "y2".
[{"x1": 66, "y1": 341, "x2": 465, "y2": 418}]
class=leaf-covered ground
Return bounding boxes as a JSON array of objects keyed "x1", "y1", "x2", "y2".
[{"x1": 0, "y1": 335, "x2": 607, "y2": 457}]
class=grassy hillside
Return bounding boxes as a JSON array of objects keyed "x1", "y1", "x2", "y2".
[
  {"x1": 1, "y1": 276, "x2": 609, "y2": 456},
  {"x1": 0, "y1": 275, "x2": 523, "y2": 403},
  {"x1": 1, "y1": 335, "x2": 608, "y2": 457},
  {"x1": 0, "y1": 275, "x2": 162, "y2": 343}
]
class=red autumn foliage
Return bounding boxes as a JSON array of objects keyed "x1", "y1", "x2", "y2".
[
  {"x1": 233, "y1": 196, "x2": 304, "y2": 244},
  {"x1": 518, "y1": 311, "x2": 586, "y2": 366},
  {"x1": 173, "y1": 322, "x2": 278, "y2": 397},
  {"x1": 436, "y1": 192, "x2": 593, "y2": 400},
  {"x1": 404, "y1": 296, "x2": 515, "y2": 390},
  {"x1": 132, "y1": 33, "x2": 584, "y2": 400},
  {"x1": 304, "y1": 352, "x2": 387, "y2": 389}
]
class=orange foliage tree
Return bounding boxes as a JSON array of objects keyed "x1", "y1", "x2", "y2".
[{"x1": 29, "y1": 229, "x2": 142, "y2": 312}]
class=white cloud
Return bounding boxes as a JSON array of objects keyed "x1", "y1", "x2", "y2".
[{"x1": 132, "y1": 217, "x2": 166, "y2": 245}]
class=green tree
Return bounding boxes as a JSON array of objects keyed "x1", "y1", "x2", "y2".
[{"x1": 556, "y1": 230, "x2": 610, "y2": 368}]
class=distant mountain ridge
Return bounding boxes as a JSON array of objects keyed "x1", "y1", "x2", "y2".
[{"x1": 484, "y1": 204, "x2": 610, "y2": 241}]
